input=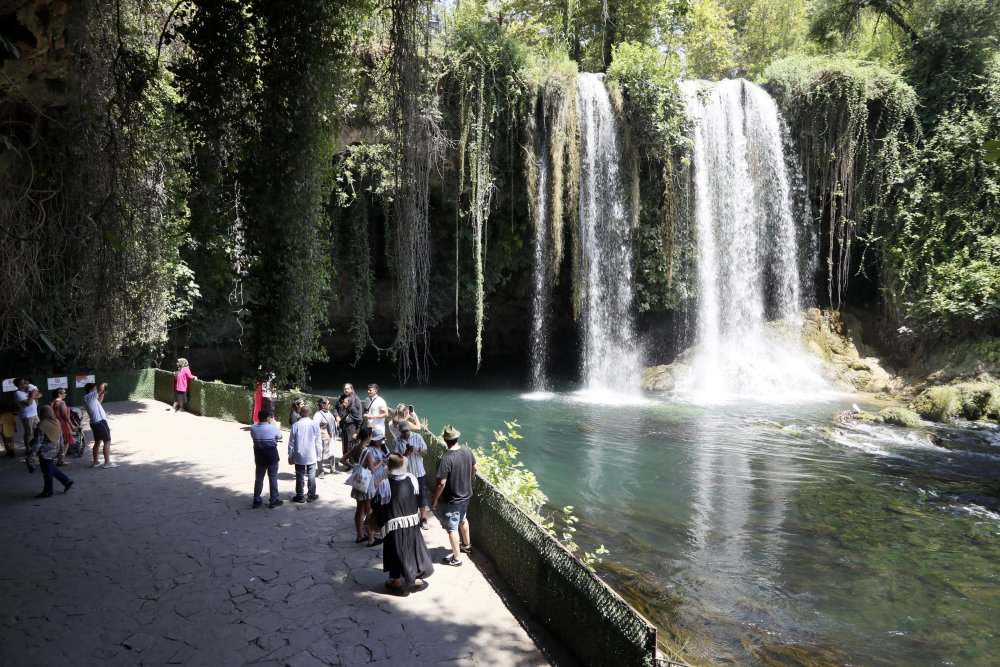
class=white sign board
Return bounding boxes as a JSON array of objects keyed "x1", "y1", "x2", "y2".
[
  {"x1": 75, "y1": 374, "x2": 95, "y2": 388},
  {"x1": 47, "y1": 376, "x2": 68, "y2": 390},
  {"x1": 1, "y1": 378, "x2": 16, "y2": 392}
]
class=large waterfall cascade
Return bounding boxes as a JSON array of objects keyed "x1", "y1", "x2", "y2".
[
  {"x1": 575, "y1": 73, "x2": 643, "y2": 397},
  {"x1": 678, "y1": 79, "x2": 827, "y2": 400}
]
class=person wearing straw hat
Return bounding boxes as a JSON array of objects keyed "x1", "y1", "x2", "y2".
[
  {"x1": 377, "y1": 453, "x2": 434, "y2": 595},
  {"x1": 431, "y1": 425, "x2": 477, "y2": 566}
]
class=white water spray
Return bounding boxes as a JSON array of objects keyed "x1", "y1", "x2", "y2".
[
  {"x1": 679, "y1": 79, "x2": 827, "y2": 400},
  {"x1": 576, "y1": 73, "x2": 643, "y2": 396},
  {"x1": 529, "y1": 121, "x2": 551, "y2": 392}
]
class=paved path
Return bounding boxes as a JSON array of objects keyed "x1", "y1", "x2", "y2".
[{"x1": 0, "y1": 400, "x2": 564, "y2": 666}]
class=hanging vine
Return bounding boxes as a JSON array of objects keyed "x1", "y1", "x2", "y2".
[
  {"x1": 386, "y1": 0, "x2": 436, "y2": 383},
  {"x1": 448, "y1": 4, "x2": 527, "y2": 369},
  {"x1": 766, "y1": 55, "x2": 920, "y2": 311}
]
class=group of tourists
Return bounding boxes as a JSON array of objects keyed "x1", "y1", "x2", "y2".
[
  {"x1": 5, "y1": 366, "x2": 480, "y2": 595},
  {"x1": 249, "y1": 382, "x2": 479, "y2": 594},
  {"x1": 3, "y1": 376, "x2": 116, "y2": 499}
]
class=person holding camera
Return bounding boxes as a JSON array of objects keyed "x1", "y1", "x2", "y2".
[
  {"x1": 14, "y1": 377, "x2": 41, "y2": 463},
  {"x1": 336, "y1": 383, "x2": 363, "y2": 467},
  {"x1": 83, "y1": 381, "x2": 117, "y2": 468}
]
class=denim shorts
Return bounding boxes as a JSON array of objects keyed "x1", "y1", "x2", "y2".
[
  {"x1": 416, "y1": 475, "x2": 430, "y2": 507},
  {"x1": 441, "y1": 501, "x2": 469, "y2": 532}
]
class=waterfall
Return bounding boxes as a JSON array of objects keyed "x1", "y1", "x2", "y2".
[
  {"x1": 529, "y1": 120, "x2": 551, "y2": 391},
  {"x1": 679, "y1": 79, "x2": 826, "y2": 399},
  {"x1": 576, "y1": 73, "x2": 642, "y2": 396}
]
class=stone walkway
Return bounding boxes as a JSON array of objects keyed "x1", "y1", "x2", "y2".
[{"x1": 0, "y1": 400, "x2": 566, "y2": 666}]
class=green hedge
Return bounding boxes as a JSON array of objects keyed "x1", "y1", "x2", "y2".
[{"x1": 4, "y1": 369, "x2": 158, "y2": 408}]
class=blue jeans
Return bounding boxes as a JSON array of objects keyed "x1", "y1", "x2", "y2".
[
  {"x1": 39, "y1": 457, "x2": 71, "y2": 495},
  {"x1": 295, "y1": 463, "x2": 317, "y2": 498},
  {"x1": 254, "y1": 461, "x2": 280, "y2": 503}
]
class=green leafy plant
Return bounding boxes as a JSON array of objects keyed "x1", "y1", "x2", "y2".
[{"x1": 475, "y1": 420, "x2": 609, "y2": 570}]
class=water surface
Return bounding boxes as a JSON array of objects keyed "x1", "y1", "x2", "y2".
[{"x1": 321, "y1": 379, "x2": 1000, "y2": 666}]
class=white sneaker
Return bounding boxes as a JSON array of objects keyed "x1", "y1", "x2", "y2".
[
  {"x1": 102, "y1": 462, "x2": 119, "y2": 469},
  {"x1": 91, "y1": 461, "x2": 102, "y2": 468}
]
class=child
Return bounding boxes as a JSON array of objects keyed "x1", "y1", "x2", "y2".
[
  {"x1": 30, "y1": 406, "x2": 74, "y2": 498},
  {"x1": 170, "y1": 358, "x2": 197, "y2": 413},
  {"x1": 1, "y1": 403, "x2": 16, "y2": 457}
]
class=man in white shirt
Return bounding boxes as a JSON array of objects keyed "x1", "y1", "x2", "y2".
[
  {"x1": 395, "y1": 420, "x2": 431, "y2": 529},
  {"x1": 14, "y1": 377, "x2": 41, "y2": 464},
  {"x1": 83, "y1": 382, "x2": 117, "y2": 469},
  {"x1": 365, "y1": 383, "x2": 388, "y2": 443},
  {"x1": 288, "y1": 405, "x2": 321, "y2": 503}
]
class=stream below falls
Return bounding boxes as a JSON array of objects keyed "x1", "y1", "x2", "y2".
[{"x1": 319, "y1": 379, "x2": 1000, "y2": 666}]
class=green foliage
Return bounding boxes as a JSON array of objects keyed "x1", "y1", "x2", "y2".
[
  {"x1": 447, "y1": 2, "x2": 530, "y2": 369},
  {"x1": 684, "y1": 0, "x2": 737, "y2": 79},
  {"x1": 0, "y1": 0, "x2": 191, "y2": 367},
  {"x1": 885, "y1": 53, "x2": 1000, "y2": 340},
  {"x1": 546, "y1": 505, "x2": 610, "y2": 570},
  {"x1": 767, "y1": 54, "x2": 920, "y2": 310},
  {"x1": 607, "y1": 42, "x2": 694, "y2": 312},
  {"x1": 474, "y1": 421, "x2": 609, "y2": 570},
  {"x1": 500, "y1": 0, "x2": 679, "y2": 71},
  {"x1": 473, "y1": 421, "x2": 547, "y2": 518}
]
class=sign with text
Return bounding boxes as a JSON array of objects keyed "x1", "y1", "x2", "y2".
[
  {"x1": 47, "y1": 376, "x2": 68, "y2": 390},
  {"x1": 75, "y1": 374, "x2": 95, "y2": 388},
  {"x1": 1, "y1": 378, "x2": 16, "y2": 392}
]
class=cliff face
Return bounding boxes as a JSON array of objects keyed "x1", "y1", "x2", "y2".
[{"x1": 0, "y1": 0, "x2": 76, "y2": 110}]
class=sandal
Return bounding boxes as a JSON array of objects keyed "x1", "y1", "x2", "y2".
[{"x1": 367, "y1": 537, "x2": 383, "y2": 548}]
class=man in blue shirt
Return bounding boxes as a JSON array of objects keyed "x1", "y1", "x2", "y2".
[{"x1": 250, "y1": 409, "x2": 283, "y2": 508}]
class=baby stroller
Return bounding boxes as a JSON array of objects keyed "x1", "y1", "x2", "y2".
[{"x1": 68, "y1": 407, "x2": 86, "y2": 457}]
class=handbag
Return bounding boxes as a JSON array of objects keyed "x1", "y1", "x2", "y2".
[{"x1": 345, "y1": 449, "x2": 373, "y2": 493}]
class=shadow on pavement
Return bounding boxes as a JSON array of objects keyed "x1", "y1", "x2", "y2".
[{"x1": 0, "y1": 436, "x2": 567, "y2": 666}]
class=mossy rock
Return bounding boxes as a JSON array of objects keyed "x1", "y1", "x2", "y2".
[
  {"x1": 910, "y1": 386, "x2": 961, "y2": 422},
  {"x1": 877, "y1": 407, "x2": 923, "y2": 428},
  {"x1": 955, "y1": 382, "x2": 1000, "y2": 421}
]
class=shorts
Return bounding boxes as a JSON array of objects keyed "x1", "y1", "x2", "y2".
[
  {"x1": 174, "y1": 390, "x2": 188, "y2": 405},
  {"x1": 91, "y1": 419, "x2": 111, "y2": 442},
  {"x1": 416, "y1": 475, "x2": 430, "y2": 507},
  {"x1": 441, "y1": 501, "x2": 469, "y2": 532}
]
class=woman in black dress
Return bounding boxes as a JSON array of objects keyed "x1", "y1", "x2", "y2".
[{"x1": 378, "y1": 453, "x2": 434, "y2": 594}]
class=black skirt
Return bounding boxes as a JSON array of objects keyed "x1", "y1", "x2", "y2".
[{"x1": 378, "y1": 475, "x2": 434, "y2": 584}]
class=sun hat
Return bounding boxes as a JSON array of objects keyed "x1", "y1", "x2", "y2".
[
  {"x1": 387, "y1": 453, "x2": 407, "y2": 473},
  {"x1": 440, "y1": 424, "x2": 461, "y2": 441}
]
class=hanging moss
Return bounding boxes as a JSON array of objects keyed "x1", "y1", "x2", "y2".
[
  {"x1": 447, "y1": 5, "x2": 529, "y2": 368},
  {"x1": 347, "y1": 195, "x2": 374, "y2": 363},
  {"x1": 765, "y1": 55, "x2": 921, "y2": 311},
  {"x1": 605, "y1": 41, "x2": 693, "y2": 314}
]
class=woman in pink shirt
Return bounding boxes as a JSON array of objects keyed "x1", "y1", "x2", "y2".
[{"x1": 170, "y1": 358, "x2": 197, "y2": 413}]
